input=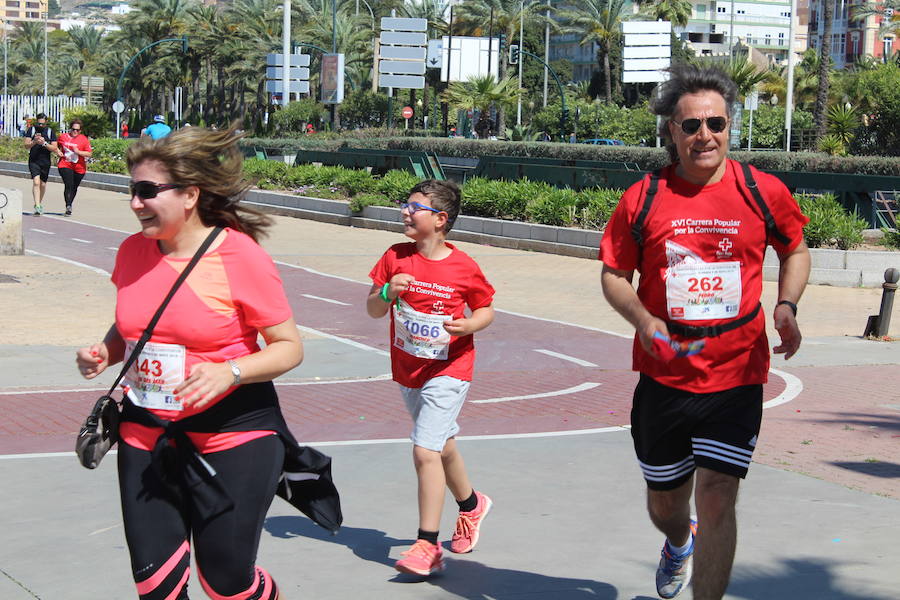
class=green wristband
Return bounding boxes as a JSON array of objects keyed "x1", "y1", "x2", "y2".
[{"x1": 379, "y1": 283, "x2": 392, "y2": 303}]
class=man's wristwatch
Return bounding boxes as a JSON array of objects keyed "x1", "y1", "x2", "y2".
[
  {"x1": 776, "y1": 300, "x2": 798, "y2": 316},
  {"x1": 227, "y1": 360, "x2": 241, "y2": 385}
]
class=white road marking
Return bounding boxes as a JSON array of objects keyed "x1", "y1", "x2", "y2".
[
  {"x1": 472, "y1": 382, "x2": 602, "y2": 404},
  {"x1": 498, "y1": 308, "x2": 632, "y2": 339},
  {"x1": 71, "y1": 238, "x2": 92, "y2": 244},
  {"x1": 24, "y1": 249, "x2": 110, "y2": 276},
  {"x1": 763, "y1": 368, "x2": 803, "y2": 409},
  {"x1": 30, "y1": 228, "x2": 54, "y2": 234},
  {"x1": 275, "y1": 261, "x2": 367, "y2": 284},
  {"x1": 302, "y1": 293, "x2": 351, "y2": 306},
  {"x1": 533, "y1": 349, "x2": 599, "y2": 367},
  {"x1": 106, "y1": 247, "x2": 119, "y2": 251},
  {"x1": 295, "y1": 324, "x2": 389, "y2": 356}
]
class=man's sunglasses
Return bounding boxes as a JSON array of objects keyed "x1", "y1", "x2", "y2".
[
  {"x1": 671, "y1": 116, "x2": 728, "y2": 135},
  {"x1": 399, "y1": 201, "x2": 444, "y2": 215},
  {"x1": 129, "y1": 181, "x2": 183, "y2": 199}
]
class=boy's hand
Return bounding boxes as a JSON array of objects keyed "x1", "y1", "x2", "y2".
[
  {"x1": 443, "y1": 318, "x2": 474, "y2": 337},
  {"x1": 387, "y1": 273, "x2": 415, "y2": 300}
]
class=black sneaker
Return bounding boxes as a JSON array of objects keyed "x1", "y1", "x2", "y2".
[{"x1": 65, "y1": 205, "x2": 72, "y2": 216}]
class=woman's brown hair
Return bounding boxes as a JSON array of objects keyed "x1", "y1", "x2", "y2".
[{"x1": 126, "y1": 124, "x2": 272, "y2": 241}]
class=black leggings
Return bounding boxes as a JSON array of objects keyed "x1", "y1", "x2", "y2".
[
  {"x1": 117, "y1": 435, "x2": 284, "y2": 599},
  {"x1": 58, "y1": 167, "x2": 85, "y2": 207}
]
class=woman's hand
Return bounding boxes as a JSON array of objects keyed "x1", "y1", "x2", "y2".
[
  {"x1": 174, "y1": 362, "x2": 235, "y2": 411},
  {"x1": 76, "y1": 343, "x2": 109, "y2": 379}
]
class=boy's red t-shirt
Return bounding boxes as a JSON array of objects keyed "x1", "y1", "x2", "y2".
[
  {"x1": 599, "y1": 160, "x2": 808, "y2": 393},
  {"x1": 56, "y1": 132, "x2": 91, "y2": 174},
  {"x1": 369, "y1": 242, "x2": 495, "y2": 388},
  {"x1": 111, "y1": 228, "x2": 293, "y2": 452}
]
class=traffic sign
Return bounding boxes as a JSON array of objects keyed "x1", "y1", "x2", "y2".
[
  {"x1": 266, "y1": 53, "x2": 311, "y2": 67},
  {"x1": 266, "y1": 66, "x2": 310, "y2": 80},
  {"x1": 379, "y1": 17, "x2": 427, "y2": 90},
  {"x1": 112, "y1": 101, "x2": 125, "y2": 114},
  {"x1": 402, "y1": 106, "x2": 414, "y2": 119},
  {"x1": 426, "y1": 39, "x2": 442, "y2": 69},
  {"x1": 621, "y1": 20, "x2": 671, "y2": 84},
  {"x1": 265, "y1": 80, "x2": 311, "y2": 94}
]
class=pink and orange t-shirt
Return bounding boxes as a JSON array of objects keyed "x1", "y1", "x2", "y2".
[
  {"x1": 112, "y1": 228, "x2": 293, "y2": 452},
  {"x1": 369, "y1": 242, "x2": 495, "y2": 388},
  {"x1": 599, "y1": 160, "x2": 808, "y2": 393}
]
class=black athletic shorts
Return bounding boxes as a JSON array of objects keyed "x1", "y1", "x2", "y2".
[
  {"x1": 29, "y1": 160, "x2": 50, "y2": 182},
  {"x1": 631, "y1": 374, "x2": 763, "y2": 491}
]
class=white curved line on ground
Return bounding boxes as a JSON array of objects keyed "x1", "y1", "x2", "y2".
[
  {"x1": 295, "y1": 324, "x2": 388, "y2": 356},
  {"x1": 533, "y1": 349, "x2": 598, "y2": 367},
  {"x1": 496, "y1": 308, "x2": 633, "y2": 339},
  {"x1": 24, "y1": 249, "x2": 110, "y2": 276},
  {"x1": 0, "y1": 426, "x2": 632, "y2": 460},
  {"x1": 472, "y1": 382, "x2": 602, "y2": 404},
  {"x1": 301, "y1": 293, "x2": 351, "y2": 306},
  {"x1": 763, "y1": 368, "x2": 803, "y2": 409}
]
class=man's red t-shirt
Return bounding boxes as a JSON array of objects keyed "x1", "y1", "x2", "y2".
[
  {"x1": 369, "y1": 242, "x2": 495, "y2": 388},
  {"x1": 599, "y1": 160, "x2": 808, "y2": 393}
]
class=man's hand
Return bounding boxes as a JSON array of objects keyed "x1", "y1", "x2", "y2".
[
  {"x1": 772, "y1": 303, "x2": 801, "y2": 360},
  {"x1": 636, "y1": 314, "x2": 670, "y2": 360}
]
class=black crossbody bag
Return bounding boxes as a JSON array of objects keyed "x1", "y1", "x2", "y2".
[{"x1": 75, "y1": 227, "x2": 223, "y2": 469}]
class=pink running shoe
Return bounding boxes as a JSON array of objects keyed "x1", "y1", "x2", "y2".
[
  {"x1": 450, "y1": 491, "x2": 493, "y2": 553},
  {"x1": 395, "y1": 539, "x2": 445, "y2": 576}
]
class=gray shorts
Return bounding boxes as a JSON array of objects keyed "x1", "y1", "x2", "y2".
[{"x1": 400, "y1": 376, "x2": 470, "y2": 452}]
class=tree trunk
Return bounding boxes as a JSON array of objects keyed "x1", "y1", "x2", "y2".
[
  {"x1": 813, "y1": 0, "x2": 833, "y2": 141},
  {"x1": 603, "y1": 50, "x2": 612, "y2": 103}
]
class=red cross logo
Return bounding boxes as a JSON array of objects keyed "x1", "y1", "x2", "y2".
[
  {"x1": 718, "y1": 238, "x2": 733, "y2": 253},
  {"x1": 432, "y1": 300, "x2": 445, "y2": 314}
]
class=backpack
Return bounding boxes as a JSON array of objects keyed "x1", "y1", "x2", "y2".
[{"x1": 629, "y1": 160, "x2": 788, "y2": 338}]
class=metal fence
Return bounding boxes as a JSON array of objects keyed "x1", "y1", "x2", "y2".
[{"x1": 0, "y1": 94, "x2": 88, "y2": 137}]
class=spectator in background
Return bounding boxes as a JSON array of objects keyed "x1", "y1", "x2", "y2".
[
  {"x1": 121, "y1": 122, "x2": 129, "y2": 139},
  {"x1": 141, "y1": 115, "x2": 172, "y2": 139}
]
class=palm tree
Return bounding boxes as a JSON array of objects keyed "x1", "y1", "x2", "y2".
[
  {"x1": 443, "y1": 73, "x2": 520, "y2": 136},
  {"x1": 852, "y1": 0, "x2": 900, "y2": 39},
  {"x1": 637, "y1": 0, "x2": 692, "y2": 27},
  {"x1": 813, "y1": 0, "x2": 834, "y2": 141},
  {"x1": 557, "y1": 0, "x2": 629, "y2": 103}
]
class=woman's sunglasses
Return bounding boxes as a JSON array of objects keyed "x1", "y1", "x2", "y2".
[
  {"x1": 70, "y1": 127, "x2": 81, "y2": 132},
  {"x1": 399, "y1": 201, "x2": 444, "y2": 215},
  {"x1": 129, "y1": 181, "x2": 183, "y2": 200},
  {"x1": 671, "y1": 116, "x2": 728, "y2": 135}
]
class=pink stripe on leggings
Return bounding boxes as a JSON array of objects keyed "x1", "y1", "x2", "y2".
[
  {"x1": 199, "y1": 566, "x2": 277, "y2": 600},
  {"x1": 135, "y1": 540, "x2": 190, "y2": 596}
]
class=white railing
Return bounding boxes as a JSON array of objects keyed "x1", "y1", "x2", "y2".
[{"x1": 0, "y1": 94, "x2": 88, "y2": 137}]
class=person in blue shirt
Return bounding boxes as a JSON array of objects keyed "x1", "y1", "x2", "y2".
[{"x1": 142, "y1": 115, "x2": 172, "y2": 139}]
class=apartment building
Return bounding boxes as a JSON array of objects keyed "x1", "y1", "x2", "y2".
[
  {"x1": 809, "y1": 0, "x2": 899, "y2": 68},
  {"x1": 3, "y1": 0, "x2": 48, "y2": 21}
]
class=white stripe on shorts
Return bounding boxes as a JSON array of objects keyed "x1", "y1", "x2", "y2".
[
  {"x1": 638, "y1": 456, "x2": 696, "y2": 482},
  {"x1": 692, "y1": 437, "x2": 753, "y2": 469}
]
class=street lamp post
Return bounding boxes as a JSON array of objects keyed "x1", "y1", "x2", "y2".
[{"x1": 43, "y1": 11, "x2": 48, "y2": 112}]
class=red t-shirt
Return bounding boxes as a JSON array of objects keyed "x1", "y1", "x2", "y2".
[
  {"x1": 112, "y1": 228, "x2": 293, "y2": 452},
  {"x1": 369, "y1": 242, "x2": 495, "y2": 388},
  {"x1": 599, "y1": 160, "x2": 808, "y2": 393},
  {"x1": 56, "y1": 132, "x2": 91, "y2": 174}
]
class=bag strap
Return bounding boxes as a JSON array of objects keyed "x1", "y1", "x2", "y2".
[
  {"x1": 105, "y1": 227, "x2": 223, "y2": 397},
  {"x1": 737, "y1": 161, "x2": 791, "y2": 246},
  {"x1": 630, "y1": 169, "x2": 662, "y2": 247}
]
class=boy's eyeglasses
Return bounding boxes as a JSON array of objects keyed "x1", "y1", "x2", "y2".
[
  {"x1": 671, "y1": 116, "x2": 728, "y2": 135},
  {"x1": 400, "y1": 201, "x2": 444, "y2": 215},
  {"x1": 129, "y1": 181, "x2": 183, "y2": 200}
]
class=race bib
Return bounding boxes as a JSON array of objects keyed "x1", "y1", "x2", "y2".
[
  {"x1": 393, "y1": 299, "x2": 452, "y2": 360},
  {"x1": 665, "y1": 261, "x2": 742, "y2": 321},
  {"x1": 123, "y1": 341, "x2": 186, "y2": 411},
  {"x1": 64, "y1": 147, "x2": 78, "y2": 162}
]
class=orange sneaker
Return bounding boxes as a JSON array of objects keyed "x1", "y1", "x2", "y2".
[
  {"x1": 450, "y1": 491, "x2": 493, "y2": 553},
  {"x1": 394, "y1": 539, "x2": 445, "y2": 576}
]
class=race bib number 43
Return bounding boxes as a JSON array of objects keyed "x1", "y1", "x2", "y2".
[
  {"x1": 123, "y1": 341, "x2": 186, "y2": 411},
  {"x1": 666, "y1": 261, "x2": 742, "y2": 321},
  {"x1": 393, "y1": 299, "x2": 452, "y2": 360}
]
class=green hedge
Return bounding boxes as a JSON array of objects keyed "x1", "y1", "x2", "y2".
[{"x1": 797, "y1": 193, "x2": 867, "y2": 249}]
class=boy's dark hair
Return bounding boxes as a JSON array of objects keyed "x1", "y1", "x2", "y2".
[
  {"x1": 409, "y1": 179, "x2": 461, "y2": 233},
  {"x1": 35, "y1": 113, "x2": 46, "y2": 120},
  {"x1": 650, "y1": 63, "x2": 737, "y2": 162}
]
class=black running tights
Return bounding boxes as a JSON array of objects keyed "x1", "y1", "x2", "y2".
[{"x1": 58, "y1": 167, "x2": 85, "y2": 207}]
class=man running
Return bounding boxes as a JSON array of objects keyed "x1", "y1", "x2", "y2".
[
  {"x1": 599, "y1": 64, "x2": 811, "y2": 599},
  {"x1": 24, "y1": 113, "x2": 58, "y2": 215}
]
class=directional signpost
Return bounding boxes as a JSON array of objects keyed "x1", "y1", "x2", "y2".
[
  {"x1": 378, "y1": 17, "x2": 427, "y2": 90},
  {"x1": 266, "y1": 52, "x2": 311, "y2": 104},
  {"x1": 621, "y1": 21, "x2": 671, "y2": 83}
]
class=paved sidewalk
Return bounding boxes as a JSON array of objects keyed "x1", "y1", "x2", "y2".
[{"x1": 1, "y1": 175, "x2": 899, "y2": 599}]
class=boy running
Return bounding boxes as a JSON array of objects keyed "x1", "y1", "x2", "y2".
[{"x1": 367, "y1": 179, "x2": 494, "y2": 576}]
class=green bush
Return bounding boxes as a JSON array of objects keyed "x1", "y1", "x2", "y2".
[
  {"x1": 880, "y1": 228, "x2": 900, "y2": 249},
  {"x1": 242, "y1": 158, "x2": 290, "y2": 189},
  {"x1": 271, "y1": 98, "x2": 327, "y2": 134},
  {"x1": 62, "y1": 105, "x2": 112, "y2": 139},
  {"x1": 90, "y1": 138, "x2": 132, "y2": 162},
  {"x1": 526, "y1": 187, "x2": 579, "y2": 226},
  {"x1": 349, "y1": 192, "x2": 395, "y2": 213},
  {"x1": 576, "y1": 187, "x2": 621, "y2": 230},
  {"x1": 374, "y1": 170, "x2": 422, "y2": 203},
  {"x1": 797, "y1": 193, "x2": 867, "y2": 249}
]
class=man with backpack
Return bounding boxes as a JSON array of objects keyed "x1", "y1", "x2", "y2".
[
  {"x1": 599, "y1": 64, "x2": 811, "y2": 599},
  {"x1": 23, "y1": 113, "x2": 58, "y2": 215}
]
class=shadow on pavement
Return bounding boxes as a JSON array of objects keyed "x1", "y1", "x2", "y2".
[
  {"x1": 816, "y1": 412, "x2": 900, "y2": 432},
  {"x1": 265, "y1": 515, "x2": 619, "y2": 599},
  {"x1": 728, "y1": 558, "x2": 894, "y2": 600},
  {"x1": 831, "y1": 459, "x2": 900, "y2": 478}
]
